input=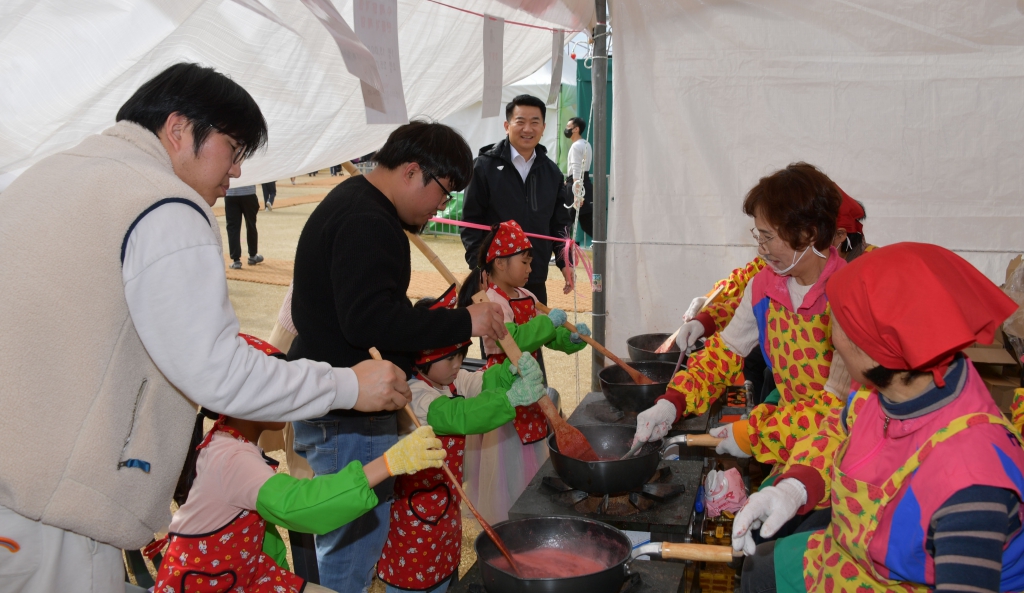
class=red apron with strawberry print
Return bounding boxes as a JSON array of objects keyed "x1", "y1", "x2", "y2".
[
  {"x1": 485, "y1": 284, "x2": 548, "y2": 445},
  {"x1": 774, "y1": 412, "x2": 1022, "y2": 593},
  {"x1": 153, "y1": 423, "x2": 304, "y2": 593},
  {"x1": 378, "y1": 379, "x2": 466, "y2": 590}
]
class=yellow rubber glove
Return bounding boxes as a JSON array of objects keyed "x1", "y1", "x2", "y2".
[{"x1": 383, "y1": 425, "x2": 446, "y2": 476}]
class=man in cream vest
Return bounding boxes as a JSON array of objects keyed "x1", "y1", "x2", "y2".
[{"x1": 0, "y1": 63, "x2": 413, "y2": 593}]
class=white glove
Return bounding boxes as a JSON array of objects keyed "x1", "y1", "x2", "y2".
[
  {"x1": 633, "y1": 399, "x2": 677, "y2": 445},
  {"x1": 682, "y1": 296, "x2": 707, "y2": 322},
  {"x1": 731, "y1": 479, "x2": 807, "y2": 556},
  {"x1": 674, "y1": 320, "x2": 705, "y2": 351},
  {"x1": 709, "y1": 424, "x2": 751, "y2": 459}
]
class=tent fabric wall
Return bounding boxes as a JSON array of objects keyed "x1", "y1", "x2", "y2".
[
  {"x1": 605, "y1": 0, "x2": 1024, "y2": 354},
  {"x1": 0, "y1": 0, "x2": 567, "y2": 190}
]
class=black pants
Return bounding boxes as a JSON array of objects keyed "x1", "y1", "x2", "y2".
[
  {"x1": 261, "y1": 182, "x2": 276, "y2": 207},
  {"x1": 564, "y1": 173, "x2": 594, "y2": 237},
  {"x1": 225, "y1": 194, "x2": 259, "y2": 261}
]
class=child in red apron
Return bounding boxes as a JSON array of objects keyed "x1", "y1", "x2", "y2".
[
  {"x1": 377, "y1": 285, "x2": 546, "y2": 592},
  {"x1": 456, "y1": 220, "x2": 589, "y2": 524},
  {"x1": 151, "y1": 334, "x2": 448, "y2": 593},
  {"x1": 732, "y1": 244, "x2": 1024, "y2": 593}
]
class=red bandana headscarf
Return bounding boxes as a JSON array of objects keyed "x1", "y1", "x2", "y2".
[
  {"x1": 415, "y1": 283, "x2": 473, "y2": 366},
  {"x1": 826, "y1": 242, "x2": 1018, "y2": 387},
  {"x1": 485, "y1": 220, "x2": 532, "y2": 263},
  {"x1": 836, "y1": 189, "x2": 865, "y2": 235}
]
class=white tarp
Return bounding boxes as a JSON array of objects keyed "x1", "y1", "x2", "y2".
[
  {"x1": 605, "y1": 0, "x2": 1024, "y2": 353},
  {"x1": 0, "y1": 0, "x2": 575, "y2": 189}
]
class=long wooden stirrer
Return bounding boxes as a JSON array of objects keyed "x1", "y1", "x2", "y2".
[
  {"x1": 367, "y1": 347, "x2": 523, "y2": 576},
  {"x1": 405, "y1": 230, "x2": 463, "y2": 289},
  {"x1": 655, "y1": 284, "x2": 727, "y2": 354}
]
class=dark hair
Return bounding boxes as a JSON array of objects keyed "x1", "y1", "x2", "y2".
[
  {"x1": 568, "y1": 117, "x2": 586, "y2": 135},
  {"x1": 117, "y1": 63, "x2": 268, "y2": 160},
  {"x1": 742, "y1": 162, "x2": 841, "y2": 252},
  {"x1": 373, "y1": 120, "x2": 473, "y2": 191},
  {"x1": 456, "y1": 224, "x2": 532, "y2": 308},
  {"x1": 412, "y1": 298, "x2": 470, "y2": 373},
  {"x1": 863, "y1": 365, "x2": 930, "y2": 390},
  {"x1": 505, "y1": 95, "x2": 547, "y2": 123}
]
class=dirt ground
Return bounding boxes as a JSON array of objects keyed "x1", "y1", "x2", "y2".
[{"x1": 215, "y1": 173, "x2": 596, "y2": 590}]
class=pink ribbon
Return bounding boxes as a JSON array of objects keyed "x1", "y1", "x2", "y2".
[{"x1": 429, "y1": 217, "x2": 593, "y2": 287}]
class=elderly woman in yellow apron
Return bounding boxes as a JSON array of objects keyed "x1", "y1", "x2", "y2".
[{"x1": 733, "y1": 243, "x2": 1024, "y2": 593}]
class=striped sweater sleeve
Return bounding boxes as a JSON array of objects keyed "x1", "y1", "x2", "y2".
[{"x1": 929, "y1": 485, "x2": 1021, "y2": 592}]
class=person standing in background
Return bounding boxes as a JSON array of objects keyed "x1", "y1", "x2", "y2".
[
  {"x1": 261, "y1": 180, "x2": 277, "y2": 211},
  {"x1": 461, "y1": 95, "x2": 574, "y2": 305},
  {"x1": 563, "y1": 116, "x2": 593, "y2": 237},
  {"x1": 225, "y1": 183, "x2": 263, "y2": 269}
]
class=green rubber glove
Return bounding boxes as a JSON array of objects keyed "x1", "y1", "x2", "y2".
[
  {"x1": 383, "y1": 426, "x2": 446, "y2": 476},
  {"x1": 507, "y1": 355, "x2": 545, "y2": 406}
]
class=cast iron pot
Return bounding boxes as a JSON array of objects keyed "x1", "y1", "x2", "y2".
[
  {"x1": 626, "y1": 333, "x2": 681, "y2": 363},
  {"x1": 548, "y1": 424, "x2": 690, "y2": 494},
  {"x1": 476, "y1": 516, "x2": 635, "y2": 593},
  {"x1": 599, "y1": 360, "x2": 677, "y2": 414}
]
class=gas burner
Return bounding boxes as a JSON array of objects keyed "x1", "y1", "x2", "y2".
[{"x1": 540, "y1": 467, "x2": 685, "y2": 517}]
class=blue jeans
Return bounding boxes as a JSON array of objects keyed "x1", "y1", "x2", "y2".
[{"x1": 293, "y1": 413, "x2": 398, "y2": 593}]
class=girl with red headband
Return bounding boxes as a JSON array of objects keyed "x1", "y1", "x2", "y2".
[
  {"x1": 733, "y1": 243, "x2": 1024, "y2": 593},
  {"x1": 376, "y1": 286, "x2": 545, "y2": 593},
  {"x1": 152, "y1": 335, "x2": 447, "y2": 593},
  {"x1": 457, "y1": 219, "x2": 590, "y2": 524}
]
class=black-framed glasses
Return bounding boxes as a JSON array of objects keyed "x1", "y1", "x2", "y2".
[
  {"x1": 428, "y1": 173, "x2": 455, "y2": 209},
  {"x1": 212, "y1": 125, "x2": 246, "y2": 165}
]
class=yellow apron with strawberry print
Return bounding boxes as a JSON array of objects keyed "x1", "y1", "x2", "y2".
[
  {"x1": 774, "y1": 412, "x2": 1022, "y2": 593},
  {"x1": 744, "y1": 298, "x2": 843, "y2": 467}
]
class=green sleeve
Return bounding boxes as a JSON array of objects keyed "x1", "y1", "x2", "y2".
[
  {"x1": 261, "y1": 524, "x2": 290, "y2": 570},
  {"x1": 426, "y1": 362, "x2": 517, "y2": 435},
  {"x1": 504, "y1": 316, "x2": 557, "y2": 354},
  {"x1": 546, "y1": 326, "x2": 588, "y2": 355},
  {"x1": 256, "y1": 461, "x2": 379, "y2": 535}
]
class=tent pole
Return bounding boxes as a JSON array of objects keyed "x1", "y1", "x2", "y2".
[{"x1": 590, "y1": 0, "x2": 608, "y2": 390}]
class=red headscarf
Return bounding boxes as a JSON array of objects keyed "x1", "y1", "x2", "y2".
[
  {"x1": 485, "y1": 220, "x2": 532, "y2": 263},
  {"x1": 415, "y1": 284, "x2": 473, "y2": 366},
  {"x1": 826, "y1": 243, "x2": 1017, "y2": 387},
  {"x1": 836, "y1": 189, "x2": 865, "y2": 235}
]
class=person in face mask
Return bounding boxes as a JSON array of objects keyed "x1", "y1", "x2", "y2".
[
  {"x1": 634, "y1": 163, "x2": 851, "y2": 480},
  {"x1": 562, "y1": 117, "x2": 593, "y2": 237}
]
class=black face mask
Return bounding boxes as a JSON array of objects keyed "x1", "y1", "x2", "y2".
[{"x1": 563, "y1": 128, "x2": 574, "y2": 138}]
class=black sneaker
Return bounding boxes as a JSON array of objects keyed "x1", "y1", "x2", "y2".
[
  {"x1": 248, "y1": 254, "x2": 264, "y2": 265},
  {"x1": 229, "y1": 260, "x2": 242, "y2": 269}
]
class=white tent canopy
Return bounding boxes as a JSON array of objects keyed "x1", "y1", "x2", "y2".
[
  {"x1": 604, "y1": 0, "x2": 1024, "y2": 352},
  {"x1": 0, "y1": 0, "x2": 590, "y2": 189}
]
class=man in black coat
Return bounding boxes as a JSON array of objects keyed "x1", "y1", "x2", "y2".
[{"x1": 461, "y1": 94, "x2": 574, "y2": 305}]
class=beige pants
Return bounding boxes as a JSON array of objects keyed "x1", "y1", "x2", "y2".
[{"x1": 0, "y1": 505, "x2": 124, "y2": 593}]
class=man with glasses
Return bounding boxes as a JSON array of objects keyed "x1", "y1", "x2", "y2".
[
  {"x1": 0, "y1": 63, "x2": 414, "y2": 593},
  {"x1": 288, "y1": 120, "x2": 507, "y2": 592}
]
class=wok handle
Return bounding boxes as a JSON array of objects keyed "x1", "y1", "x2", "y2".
[
  {"x1": 686, "y1": 434, "x2": 724, "y2": 448},
  {"x1": 661, "y1": 542, "x2": 735, "y2": 563}
]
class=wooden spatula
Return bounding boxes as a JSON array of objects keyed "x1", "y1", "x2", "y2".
[
  {"x1": 471, "y1": 292, "x2": 600, "y2": 461},
  {"x1": 532, "y1": 301, "x2": 656, "y2": 386},
  {"x1": 368, "y1": 347, "x2": 523, "y2": 576},
  {"x1": 655, "y1": 284, "x2": 727, "y2": 354}
]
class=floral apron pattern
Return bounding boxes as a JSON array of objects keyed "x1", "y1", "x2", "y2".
[
  {"x1": 379, "y1": 379, "x2": 466, "y2": 590},
  {"x1": 485, "y1": 284, "x2": 548, "y2": 445}
]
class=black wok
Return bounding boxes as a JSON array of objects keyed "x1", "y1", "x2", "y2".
[
  {"x1": 626, "y1": 333, "x2": 681, "y2": 363},
  {"x1": 599, "y1": 360, "x2": 677, "y2": 414},
  {"x1": 548, "y1": 424, "x2": 689, "y2": 494},
  {"x1": 476, "y1": 517, "x2": 634, "y2": 593}
]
